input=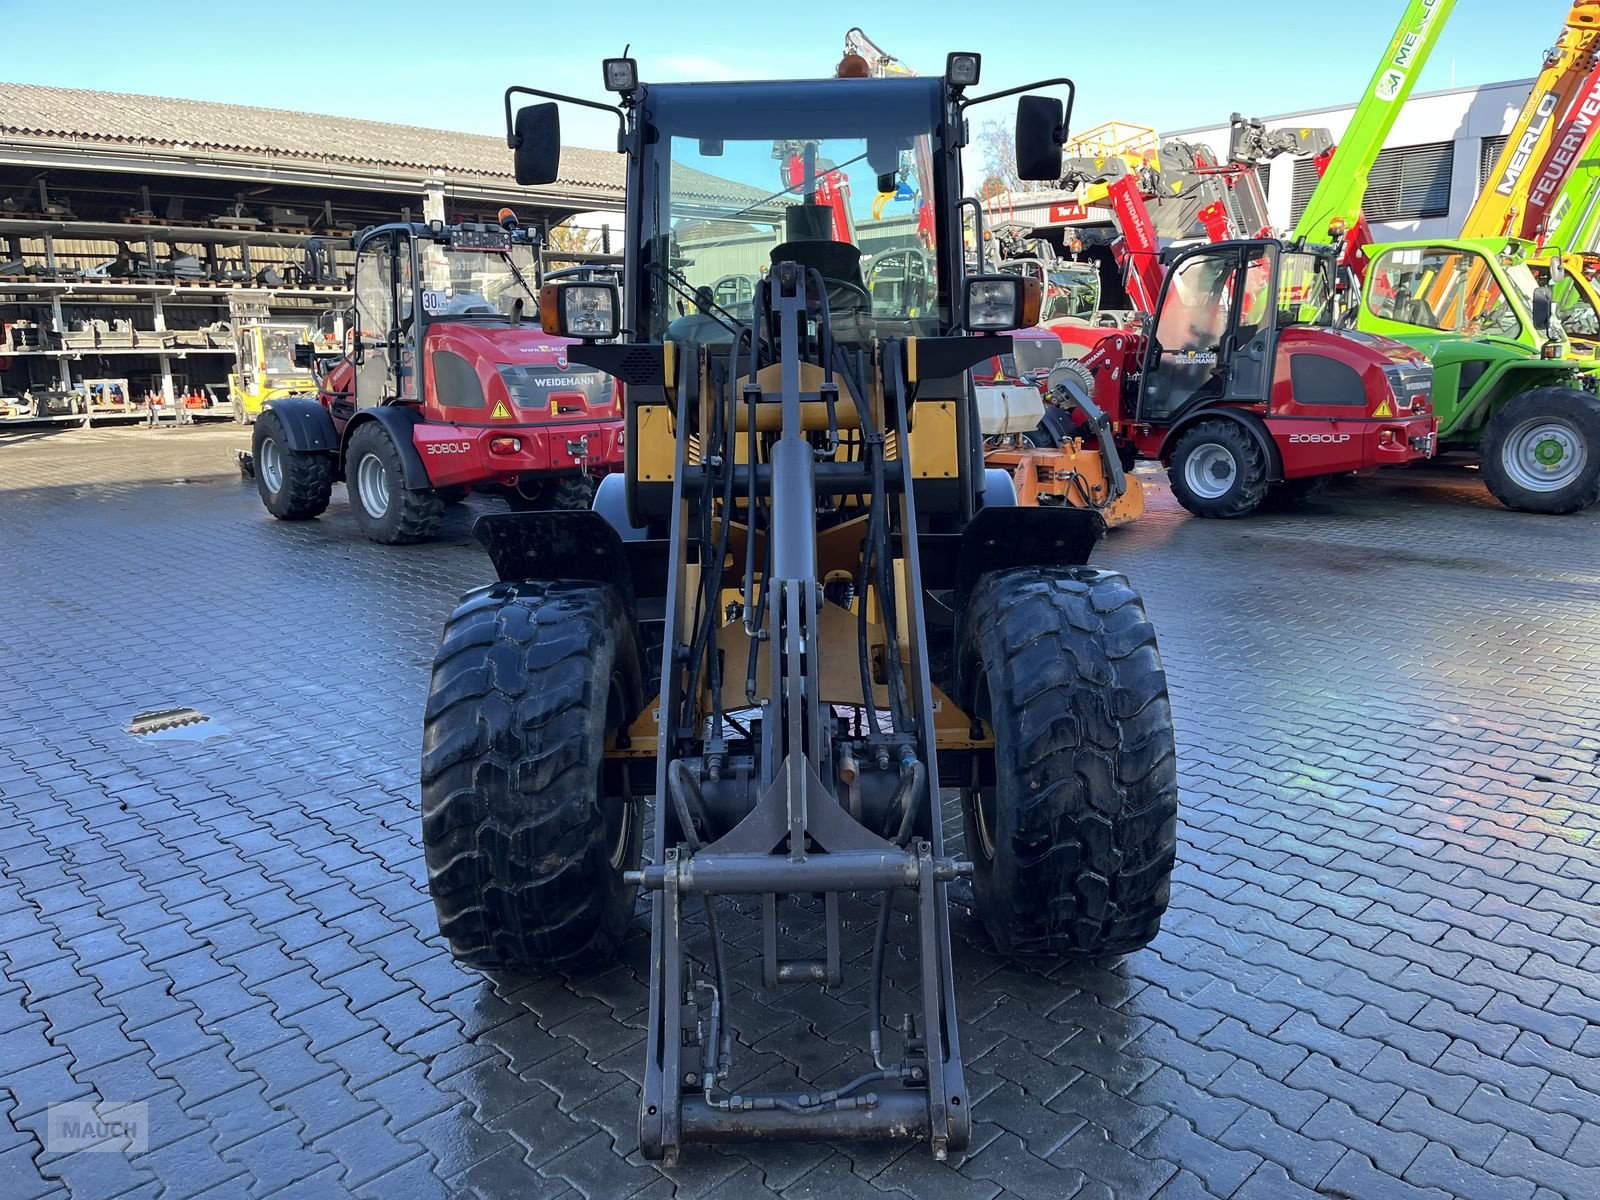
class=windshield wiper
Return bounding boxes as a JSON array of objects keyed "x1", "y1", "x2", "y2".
[
  {"x1": 720, "y1": 149, "x2": 873, "y2": 226},
  {"x1": 504, "y1": 254, "x2": 540, "y2": 305}
]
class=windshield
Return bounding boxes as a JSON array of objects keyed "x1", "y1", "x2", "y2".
[
  {"x1": 261, "y1": 328, "x2": 304, "y2": 376},
  {"x1": 1366, "y1": 246, "x2": 1523, "y2": 338},
  {"x1": 417, "y1": 244, "x2": 540, "y2": 319},
  {"x1": 642, "y1": 79, "x2": 946, "y2": 343}
]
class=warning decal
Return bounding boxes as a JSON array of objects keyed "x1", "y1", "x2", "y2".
[
  {"x1": 1373, "y1": 398, "x2": 1394, "y2": 418},
  {"x1": 490, "y1": 399, "x2": 511, "y2": 419}
]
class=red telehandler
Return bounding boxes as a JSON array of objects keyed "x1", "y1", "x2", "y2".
[{"x1": 249, "y1": 214, "x2": 623, "y2": 543}]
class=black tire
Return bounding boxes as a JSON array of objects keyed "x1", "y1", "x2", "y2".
[
  {"x1": 551, "y1": 474, "x2": 597, "y2": 510},
  {"x1": 1167, "y1": 420, "x2": 1270, "y2": 518},
  {"x1": 346, "y1": 422, "x2": 443, "y2": 544},
  {"x1": 508, "y1": 474, "x2": 597, "y2": 513},
  {"x1": 252, "y1": 409, "x2": 333, "y2": 520},
  {"x1": 1478, "y1": 387, "x2": 1600, "y2": 514},
  {"x1": 959, "y1": 567, "x2": 1178, "y2": 958},
  {"x1": 1262, "y1": 474, "x2": 1331, "y2": 510},
  {"x1": 421, "y1": 582, "x2": 645, "y2": 968}
]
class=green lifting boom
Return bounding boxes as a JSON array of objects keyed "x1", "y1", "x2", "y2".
[{"x1": 1292, "y1": 0, "x2": 1457, "y2": 244}]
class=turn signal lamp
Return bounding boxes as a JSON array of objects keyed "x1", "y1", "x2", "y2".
[
  {"x1": 489, "y1": 436, "x2": 523, "y2": 455},
  {"x1": 1542, "y1": 342, "x2": 1562, "y2": 359}
]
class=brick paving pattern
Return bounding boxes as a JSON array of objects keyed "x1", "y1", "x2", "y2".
[{"x1": 1, "y1": 422, "x2": 1597, "y2": 1198}]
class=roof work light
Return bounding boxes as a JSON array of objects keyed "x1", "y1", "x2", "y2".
[
  {"x1": 946, "y1": 53, "x2": 981, "y2": 89},
  {"x1": 603, "y1": 58, "x2": 638, "y2": 94}
]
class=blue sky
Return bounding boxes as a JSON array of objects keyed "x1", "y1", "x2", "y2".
[{"x1": 1, "y1": 0, "x2": 1554, "y2": 150}]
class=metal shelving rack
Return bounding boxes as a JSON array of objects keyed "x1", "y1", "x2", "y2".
[{"x1": 1, "y1": 217, "x2": 351, "y2": 427}]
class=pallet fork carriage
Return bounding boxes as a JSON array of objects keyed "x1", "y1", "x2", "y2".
[{"x1": 421, "y1": 54, "x2": 1180, "y2": 1163}]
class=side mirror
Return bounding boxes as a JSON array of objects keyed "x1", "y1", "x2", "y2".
[
  {"x1": 511, "y1": 103, "x2": 561, "y2": 186},
  {"x1": 1015, "y1": 95, "x2": 1065, "y2": 182},
  {"x1": 1532, "y1": 285, "x2": 1554, "y2": 334}
]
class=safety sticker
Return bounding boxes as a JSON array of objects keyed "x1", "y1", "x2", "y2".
[
  {"x1": 490, "y1": 399, "x2": 512, "y2": 419},
  {"x1": 1374, "y1": 398, "x2": 1394, "y2": 418}
]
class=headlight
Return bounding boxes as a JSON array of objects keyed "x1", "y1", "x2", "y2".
[
  {"x1": 964, "y1": 275, "x2": 1041, "y2": 332},
  {"x1": 539, "y1": 281, "x2": 619, "y2": 340}
]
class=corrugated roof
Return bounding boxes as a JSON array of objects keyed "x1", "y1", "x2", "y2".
[{"x1": 0, "y1": 81, "x2": 622, "y2": 194}]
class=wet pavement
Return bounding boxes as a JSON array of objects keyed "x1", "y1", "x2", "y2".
[{"x1": 2, "y1": 421, "x2": 1598, "y2": 1199}]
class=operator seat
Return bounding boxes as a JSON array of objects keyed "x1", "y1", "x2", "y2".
[{"x1": 770, "y1": 239, "x2": 873, "y2": 341}]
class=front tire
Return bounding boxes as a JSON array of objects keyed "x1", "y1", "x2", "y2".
[
  {"x1": 252, "y1": 409, "x2": 333, "y2": 520},
  {"x1": 1479, "y1": 388, "x2": 1600, "y2": 514},
  {"x1": 1168, "y1": 420, "x2": 1270, "y2": 518},
  {"x1": 421, "y1": 582, "x2": 644, "y2": 968},
  {"x1": 346, "y1": 423, "x2": 443, "y2": 544},
  {"x1": 959, "y1": 567, "x2": 1178, "y2": 958}
]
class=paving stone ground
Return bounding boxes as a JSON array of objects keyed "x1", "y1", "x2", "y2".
[{"x1": 1, "y1": 421, "x2": 1598, "y2": 1199}]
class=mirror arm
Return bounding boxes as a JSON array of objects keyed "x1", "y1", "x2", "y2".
[
  {"x1": 961, "y1": 77, "x2": 1076, "y2": 138},
  {"x1": 505, "y1": 85, "x2": 627, "y2": 153}
]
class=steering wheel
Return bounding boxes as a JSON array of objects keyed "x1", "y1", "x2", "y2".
[
  {"x1": 1095, "y1": 312, "x2": 1120, "y2": 328},
  {"x1": 819, "y1": 277, "x2": 873, "y2": 312}
]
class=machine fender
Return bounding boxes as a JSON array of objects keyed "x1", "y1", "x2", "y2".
[
  {"x1": 1161, "y1": 406, "x2": 1283, "y2": 478},
  {"x1": 472, "y1": 510, "x2": 670, "y2": 615},
  {"x1": 261, "y1": 397, "x2": 338, "y2": 453},
  {"x1": 343, "y1": 406, "x2": 431, "y2": 489},
  {"x1": 1459, "y1": 363, "x2": 1590, "y2": 434},
  {"x1": 946, "y1": 504, "x2": 1104, "y2": 708}
]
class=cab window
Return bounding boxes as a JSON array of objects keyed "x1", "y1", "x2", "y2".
[{"x1": 1366, "y1": 246, "x2": 1515, "y2": 337}]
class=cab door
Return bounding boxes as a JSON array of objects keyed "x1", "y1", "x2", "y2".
[
  {"x1": 347, "y1": 233, "x2": 416, "y2": 418},
  {"x1": 1136, "y1": 240, "x2": 1278, "y2": 424}
]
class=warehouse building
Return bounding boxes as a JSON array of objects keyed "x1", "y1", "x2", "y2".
[
  {"x1": 1164, "y1": 75, "x2": 1533, "y2": 241},
  {"x1": 0, "y1": 82, "x2": 620, "y2": 424}
]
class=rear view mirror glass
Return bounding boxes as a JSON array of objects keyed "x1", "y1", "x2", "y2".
[
  {"x1": 513, "y1": 103, "x2": 561, "y2": 186},
  {"x1": 1533, "y1": 285, "x2": 1554, "y2": 333},
  {"x1": 1015, "y1": 95, "x2": 1065, "y2": 182}
]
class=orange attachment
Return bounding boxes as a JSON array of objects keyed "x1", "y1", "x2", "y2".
[{"x1": 984, "y1": 439, "x2": 1145, "y2": 527}]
